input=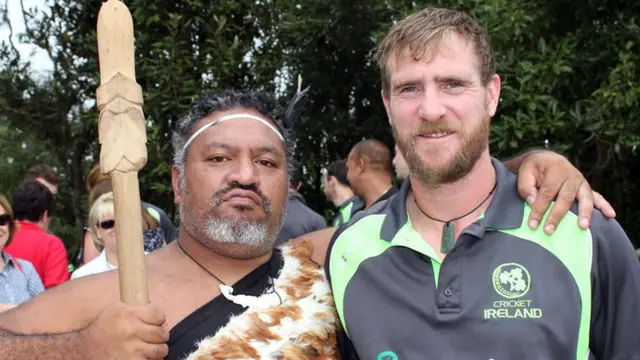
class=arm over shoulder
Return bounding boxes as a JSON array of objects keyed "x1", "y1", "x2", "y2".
[
  {"x1": 291, "y1": 227, "x2": 337, "y2": 266},
  {"x1": 589, "y1": 212, "x2": 640, "y2": 359}
]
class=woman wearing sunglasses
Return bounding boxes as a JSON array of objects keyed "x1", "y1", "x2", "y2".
[
  {"x1": 71, "y1": 192, "x2": 157, "y2": 279},
  {"x1": 0, "y1": 194, "x2": 44, "y2": 312}
]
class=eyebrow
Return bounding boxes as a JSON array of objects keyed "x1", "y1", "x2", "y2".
[
  {"x1": 434, "y1": 75, "x2": 472, "y2": 84},
  {"x1": 204, "y1": 141, "x2": 232, "y2": 151},
  {"x1": 255, "y1": 145, "x2": 282, "y2": 157},
  {"x1": 392, "y1": 74, "x2": 473, "y2": 89},
  {"x1": 392, "y1": 79, "x2": 422, "y2": 91}
]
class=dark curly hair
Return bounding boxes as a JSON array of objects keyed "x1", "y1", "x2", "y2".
[
  {"x1": 12, "y1": 181, "x2": 56, "y2": 222},
  {"x1": 171, "y1": 90, "x2": 295, "y2": 181}
]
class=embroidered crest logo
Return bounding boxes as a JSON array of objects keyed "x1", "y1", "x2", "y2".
[
  {"x1": 377, "y1": 351, "x2": 399, "y2": 360},
  {"x1": 492, "y1": 263, "x2": 531, "y2": 299}
]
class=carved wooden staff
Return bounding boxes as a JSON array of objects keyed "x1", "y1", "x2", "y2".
[{"x1": 96, "y1": 0, "x2": 148, "y2": 305}]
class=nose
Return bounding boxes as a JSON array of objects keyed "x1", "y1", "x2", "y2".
[
  {"x1": 226, "y1": 156, "x2": 261, "y2": 187},
  {"x1": 418, "y1": 86, "x2": 446, "y2": 122}
]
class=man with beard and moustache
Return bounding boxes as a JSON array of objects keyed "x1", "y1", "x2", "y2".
[
  {"x1": 0, "y1": 91, "x2": 618, "y2": 359},
  {"x1": 326, "y1": 8, "x2": 639, "y2": 360},
  {"x1": 0, "y1": 90, "x2": 338, "y2": 360}
]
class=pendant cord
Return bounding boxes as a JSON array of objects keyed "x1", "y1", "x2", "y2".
[
  {"x1": 176, "y1": 238, "x2": 283, "y2": 306},
  {"x1": 177, "y1": 238, "x2": 227, "y2": 286},
  {"x1": 414, "y1": 181, "x2": 498, "y2": 224}
]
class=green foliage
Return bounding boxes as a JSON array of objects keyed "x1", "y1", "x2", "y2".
[{"x1": 0, "y1": 0, "x2": 638, "y2": 259}]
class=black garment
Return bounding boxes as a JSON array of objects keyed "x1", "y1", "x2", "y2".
[
  {"x1": 275, "y1": 191, "x2": 326, "y2": 245},
  {"x1": 371, "y1": 186, "x2": 399, "y2": 207},
  {"x1": 166, "y1": 249, "x2": 284, "y2": 360}
]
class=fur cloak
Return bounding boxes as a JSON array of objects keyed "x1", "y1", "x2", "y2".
[{"x1": 184, "y1": 239, "x2": 339, "y2": 360}]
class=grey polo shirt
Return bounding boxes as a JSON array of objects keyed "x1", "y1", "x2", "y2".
[
  {"x1": 275, "y1": 191, "x2": 326, "y2": 245},
  {"x1": 326, "y1": 158, "x2": 640, "y2": 360},
  {"x1": 332, "y1": 196, "x2": 365, "y2": 227}
]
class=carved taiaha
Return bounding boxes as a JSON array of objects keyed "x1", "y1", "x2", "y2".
[{"x1": 96, "y1": 0, "x2": 149, "y2": 305}]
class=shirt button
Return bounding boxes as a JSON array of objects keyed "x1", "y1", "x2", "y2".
[{"x1": 444, "y1": 287, "x2": 453, "y2": 297}]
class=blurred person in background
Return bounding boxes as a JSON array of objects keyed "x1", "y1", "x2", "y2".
[
  {"x1": 346, "y1": 139, "x2": 399, "y2": 208},
  {"x1": 80, "y1": 164, "x2": 176, "y2": 264},
  {"x1": 72, "y1": 191, "x2": 162, "y2": 279},
  {"x1": 0, "y1": 194, "x2": 44, "y2": 313},
  {"x1": 23, "y1": 164, "x2": 59, "y2": 197},
  {"x1": 392, "y1": 144, "x2": 410, "y2": 181},
  {"x1": 4, "y1": 182, "x2": 68, "y2": 289},
  {"x1": 275, "y1": 165, "x2": 326, "y2": 245},
  {"x1": 322, "y1": 159, "x2": 364, "y2": 227}
]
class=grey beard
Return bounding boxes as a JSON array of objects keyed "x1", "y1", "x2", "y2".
[
  {"x1": 179, "y1": 178, "x2": 289, "y2": 249},
  {"x1": 204, "y1": 198, "x2": 288, "y2": 247},
  {"x1": 205, "y1": 217, "x2": 268, "y2": 246}
]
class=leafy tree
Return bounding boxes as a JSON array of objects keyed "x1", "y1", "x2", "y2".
[{"x1": 1, "y1": 0, "x2": 638, "y2": 257}]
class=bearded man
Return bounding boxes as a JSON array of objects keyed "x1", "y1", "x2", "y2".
[
  {"x1": 0, "y1": 88, "x2": 616, "y2": 359},
  {"x1": 0, "y1": 90, "x2": 337, "y2": 359},
  {"x1": 326, "y1": 8, "x2": 640, "y2": 360}
]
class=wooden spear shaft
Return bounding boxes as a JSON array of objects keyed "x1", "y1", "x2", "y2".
[{"x1": 96, "y1": 0, "x2": 149, "y2": 305}]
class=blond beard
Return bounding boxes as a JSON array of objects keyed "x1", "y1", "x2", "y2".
[{"x1": 393, "y1": 116, "x2": 490, "y2": 188}]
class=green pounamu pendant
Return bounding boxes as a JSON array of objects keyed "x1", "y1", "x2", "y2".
[{"x1": 441, "y1": 222, "x2": 455, "y2": 254}]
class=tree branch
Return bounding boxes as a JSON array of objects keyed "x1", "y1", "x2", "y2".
[
  {"x1": 2, "y1": 0, "x2": 19, "y2": 56},
  {"x1": 19, "y1": 0, "x2": 55, "y2": 65}
]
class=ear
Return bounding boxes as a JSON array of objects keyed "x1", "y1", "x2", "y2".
[
  {"x1": 357, "y1": 157, "x2": 366, "y2": 173},
  {"x1": 486, "y1": 74, "x2": 501, "y2": 117},
  {"x1": 382, "y1": 89, "x2": 392, "y2": 125},
  {"x1": 171, "y1": 165, "x2": 183, "y2": 206}
]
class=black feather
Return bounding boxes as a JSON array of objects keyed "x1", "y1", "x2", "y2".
[{"x1": 284, "y1": 75, "x2": 310, "y2": 131}]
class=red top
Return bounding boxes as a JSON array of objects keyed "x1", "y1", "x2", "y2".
[{"x1": 4, "y1": 221, "x2": 70, "y2": 289}]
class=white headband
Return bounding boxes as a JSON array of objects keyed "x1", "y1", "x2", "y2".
[{"x1": 182, "y1": 113, "x2": 285, "y2": 151}]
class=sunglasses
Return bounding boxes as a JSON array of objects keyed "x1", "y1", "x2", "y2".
[
  {"x1": 98, "y1": 220, "x2": 115, "y2": 230},
  {"x1": 0, "y1": 214, "x2": 11, "y2": 226}
]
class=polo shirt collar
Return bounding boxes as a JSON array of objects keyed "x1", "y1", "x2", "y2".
[
  {"x1": 379, "y1": 157, "x2": 524, "y2": 242},
  {"x1": 380, "y1": 177, "x2": 411, "y2": 241},
  {"x1": 483, "y1": 158, "x2": 525, "y2": 230},
  {"x1": 1, "y1": 251, "x2": 20, "y2": 272},
  {"x1": 1, "y1": 251, "x2": 13, "y2": 265},
  {"x1": 17, "y1": 221, "x2": 41, "y2": 231},
  {"x1": 338, "y1": 196, "x2": 359, "y2": 210}
]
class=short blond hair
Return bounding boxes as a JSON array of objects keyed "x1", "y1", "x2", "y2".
[
  {"x1": 376, "y1": 7, "x2": 495, "y2": 93},
  {"x1": 89, "y1": 192, "x2": 114, "y2": 251}
]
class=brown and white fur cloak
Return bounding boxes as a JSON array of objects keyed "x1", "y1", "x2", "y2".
[{"x1": 184, "y1": 239, "x2": 339, "y2": 360}]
